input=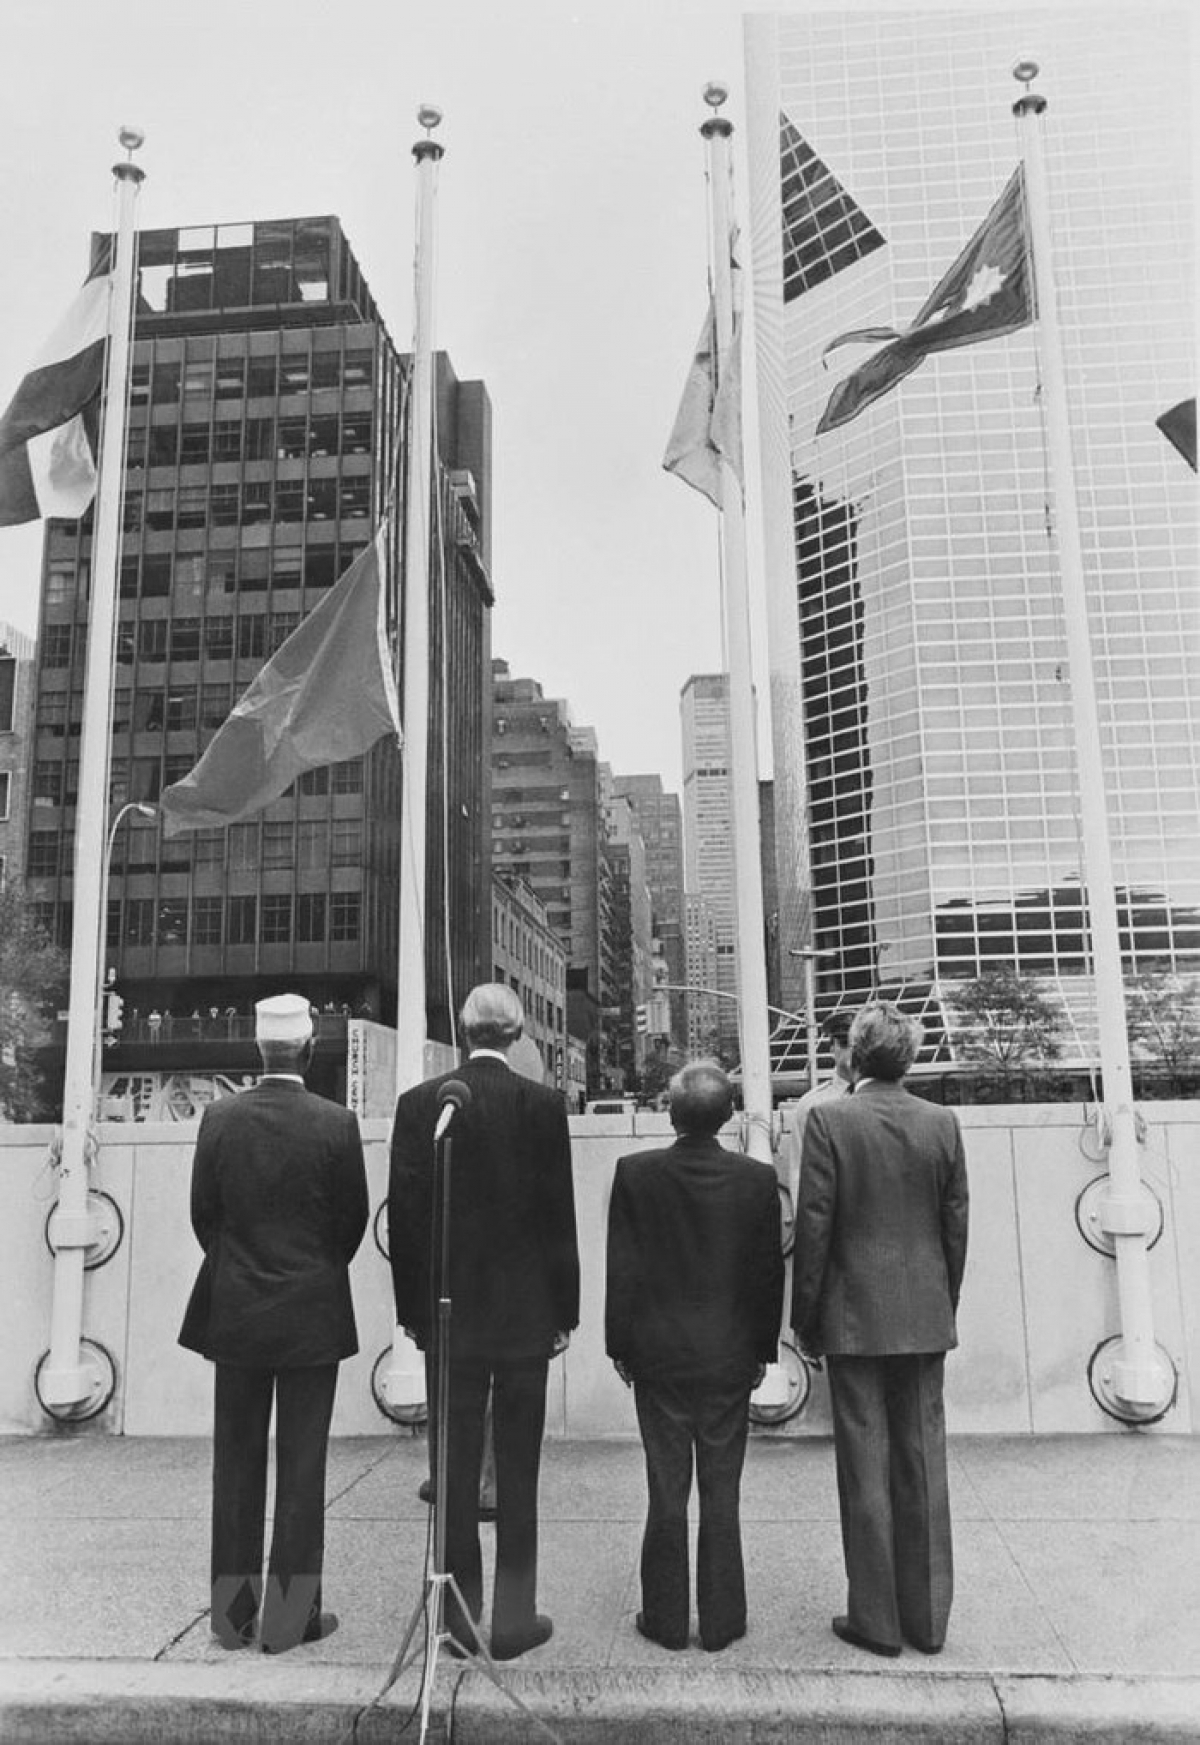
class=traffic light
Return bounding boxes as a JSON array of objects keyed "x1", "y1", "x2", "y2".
[
  {"x1": 635, "y1": 1004, "x2": 649, "y2": 1035},
  {"x1": 105, "y1": 991, "x2": 125, "y2": 1034}
]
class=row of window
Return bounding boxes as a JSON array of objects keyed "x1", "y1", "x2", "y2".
[
  {"x1": 107, "y1": 891, "x2": 361, "y2": 949},
  {"x1": 123, "y1": 474, "x2": 371, "y2": 533},
  {"x1": 126, "y1": 410, "x2": 373, "y2": 469},
  {"x1": 44, "y1": 542, "x2": 360, "y2": 616},
  {"x1": 130, "y1": 349, "x2": 373, "y2": 407},
  {"x1": 29, "y1": 801, "x2": 365, "y2": 870}
]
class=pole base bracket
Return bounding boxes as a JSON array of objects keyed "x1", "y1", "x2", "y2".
[
  {"x1": 35, "y1": 1338, "x2": 118, "y2": 1422},
  {"x1": 370, "y1": 1344, "x2": 428, "y2": 1426},
  {"x1": 45, "y1": 1190, "x2": 125, "y2": 1270},
  {"x1": 749, "y1": 1339, "x2": 813, "y2": 1427},
  {"x1": 1087, "y1": 1335, "x2": 1177, "y2": 1426},
  {"x1": 1075, "y1": 1175, "x2": 1163, "y2": 1256}
]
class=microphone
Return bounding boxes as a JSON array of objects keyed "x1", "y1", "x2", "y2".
[{"x1": 433, "y1": 1077, "x2": 472, "y2": 1142}]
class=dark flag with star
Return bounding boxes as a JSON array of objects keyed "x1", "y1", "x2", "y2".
[{"x1": 816, "y1": 168, "x2": 1032, "y2": 435}]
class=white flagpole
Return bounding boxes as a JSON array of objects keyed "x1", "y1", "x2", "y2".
[
  {"x1": 40, "y1": 131, "x2": 144, "y2": 1413},
  {"x1": 379, "y1": 108, "x2": 444, "y2": 1424},
  {"x1": 1013, "y1": 65, "x2": 1174, "y2": 1419},
  {"x1": 395, "y1": 107, "x2": 443, "y2": 1098},
  {"x1": 701, "y1": 86, "x2": 773, "y2": 1164}
]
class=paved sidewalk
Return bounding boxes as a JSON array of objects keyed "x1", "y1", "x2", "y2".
[{"x1": 1, "y1": 1431, "x2": 1198, "y2": 1740}]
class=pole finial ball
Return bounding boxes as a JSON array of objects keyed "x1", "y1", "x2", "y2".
[
  {"x1": 1012, "y1": 59, "x2": 1040, "y2": 88},
  {"x1": 117, "y1": 126, "x2": 145, "y2": 153},
  {"x1": 702, "y1": 82, "x2": 729, "y2": 111},
  {"x1": 417, "y1": 105, "x2": 443, "y2": 135}
]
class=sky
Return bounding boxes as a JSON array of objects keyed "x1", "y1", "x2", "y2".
[{"x1": 0, "y1": 0, "x2": 778, "y2": 794}]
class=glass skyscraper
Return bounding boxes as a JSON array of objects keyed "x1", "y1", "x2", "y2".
[{"x1": 745, "y1": 6, "x2": 1199, "y2": 1060}]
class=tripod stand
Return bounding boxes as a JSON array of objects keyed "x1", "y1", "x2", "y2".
[{"x1": 382, "y1": 1116, "x2": 561, "y2": 1744}]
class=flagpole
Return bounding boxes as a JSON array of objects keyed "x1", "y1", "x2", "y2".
[
  {"x1": 1013, "y1": 65, "x2": 1174, "y2": 1420},
  {"x1": 395, "y1": 106, "x2": 443, "y2": 1098},
  {"x1": 378, "y1": 108, "x2": 444, "y2": 1425},
  {"x1": 701, "y1": 85, "x2": 773, "y2": 1164},
  {"x1": 40, "y1": 130, "x2": 144, "y2": 1414}
]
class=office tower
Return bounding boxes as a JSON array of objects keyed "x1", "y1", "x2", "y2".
[
  {"x1": 611, "y1": 773, "x2": 687, "y2": 1051},
  {"x1": 681, "y1": 673, "x2": 745, "y2": 1061},
  {"x1": 489, "y1": 871, "x2": 569, "y2": 1088},
  {"x1": 0, "y1": 624, "x2": 35, "y2": 892},
  {"x1": 605, "y1": 790, "x2": 654, "y2": 1086},
  {"x1": 491, "y1": 658, "x2": 618, "y2": 1090},
  {"x1": 745, "y1": 9, "x2": 1199, "y2": 1057},
  {"x1": 684, "y1": 892, "x2": 720, "y2": 1058},
  {"x1": 26, "y1": 217, "x2": 492, "y2": 1102}
]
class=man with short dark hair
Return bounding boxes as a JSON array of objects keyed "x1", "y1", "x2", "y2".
[
  {"x1": 606, "y1": 1061, "x2": 783, "y2": 1652},
  {"x1": 388, "y1": 983, "x2": 579, "y2": 1661},
  {"x1": 179, "y1": 992, "x2": 369, "y2": 1654},
  {"x1": 780, "y1": 1008, "x2": 857, "y2": 1217},
  {"x1": 793, "y1": 1001, "x2": 969, "y2": 1659}
]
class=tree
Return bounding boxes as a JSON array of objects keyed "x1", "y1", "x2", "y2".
[
  {"x1": 1125, "y1": 970, "x2": 1200, "y2": 1097},
  {"x1": 0, "y1": 882, "x2": 69, "y2": 1122},
  {"x1": 944, "y1": 963, "x2": 1064, "y2": 1097}
]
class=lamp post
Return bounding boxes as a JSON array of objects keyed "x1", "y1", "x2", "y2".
[
  {"x1": 96, "y1": 803, "x2": 156, "y2": 1083},
  {"x1": 788, "y1": 947, "x2": 835, "y2": 1092}
]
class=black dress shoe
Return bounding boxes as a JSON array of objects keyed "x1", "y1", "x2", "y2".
[
  {"x1": 904, "y1": 1636, "x2": 944, "y2": 1655},
  {"x1": 831, "y1": 1615, "x2": 901, "y2": 1658},
  {"x1": 491, "y1": 1614, "x2": 553, "y2": 1660},
  {"x1": 635, "y1": 1612, "x2": 687, "y2": 1651},
  {"x1": 701, "y1": 1623, "x2": 746, "y2": 1653},
  {"x1": 261, "y1": 1611, "x2": 339, "y2": 1655}
]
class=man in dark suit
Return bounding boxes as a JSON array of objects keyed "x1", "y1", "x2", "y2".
[
  {"x1": 792, "y1": 1001, "x2": 969, "y2": 1659},
  {"x1": 388, "y1": 983, "x2": 579, "y2": 1661},
  {"x1": 179, "y1": 992, "x2": 369, "y2": 1654},
  {"x1": 605, "y1": 1061, "x2": 783, "y2": 1652}
]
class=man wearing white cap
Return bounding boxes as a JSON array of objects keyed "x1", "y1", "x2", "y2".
[{"x1": 179, "y1": 992, "x2": 369, "y2": 1654}]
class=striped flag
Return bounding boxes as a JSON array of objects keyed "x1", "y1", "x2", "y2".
[
  {"x1": 159, "y1": 530, "x2": 401, "y2": 835},
  {"x1": 0, "y1": 238, "x2": 113, "y2": 525},
  {"x1": 817, "y1": 168, "x2": 1032, "y2": 435}
]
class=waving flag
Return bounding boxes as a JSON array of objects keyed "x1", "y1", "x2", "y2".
[
  {"x1": 817, "y1": 168, "x2": 1032, "y2": 435},
  {"x1": 159, "y1": 530, "x2": 401, "y2": 835},
  {"x1": 0, "y1": 238, "x2": 113, "y2": 525}
]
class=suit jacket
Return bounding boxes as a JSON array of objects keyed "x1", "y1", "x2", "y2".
[
  {"x1": 605, "y1": 1135, "x2": 784, "y2": 1388},
  {"x1": 388, "y1": 1056, "x2": 580, "y2": 1360},
  {"x1": 791, "y1": 1080, "x2": 969, "y2": 1358},
  {"x1": 178, "y1": 1078, "x2": 369, "y2": 1367}
]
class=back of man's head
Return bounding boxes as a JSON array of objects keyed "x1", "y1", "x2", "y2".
[
  {"x1": 255, "y1": 992, "x2": 314, "y2": 1077},
  {"x1": 849, "y1": 1002, "x2": 924, "y2": 1082},
  {"x1": 460, "y1": 982, "x2": 524, "y2": 1053},
  {"x1": 669, "y1": 1060, "x2": 734, "y2": 1137}
]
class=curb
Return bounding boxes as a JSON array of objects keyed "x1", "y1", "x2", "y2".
[{"x1": 2, "y1": 1662, "x2": 1199, "y2": 1744}]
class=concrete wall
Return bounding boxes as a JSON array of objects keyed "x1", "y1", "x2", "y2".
[{"x1": 2, "y1": 1105, "x2": 1196, "y2": 1438}]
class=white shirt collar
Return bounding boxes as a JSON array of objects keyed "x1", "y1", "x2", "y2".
[
  {"x1": 468, "y1": 1048, "x2": 511, "y2": 1067},
  {"x1": 259, "y1": 1072, "x2": 305, "y2": 1084}
]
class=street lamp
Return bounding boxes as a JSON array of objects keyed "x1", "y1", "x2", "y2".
[
  {"x1": 787, "y1": 947, "x2": 836, "y2": 1093},
  {"x1": 96, "y1": 802, "x2": 156, "y2": 1086}
]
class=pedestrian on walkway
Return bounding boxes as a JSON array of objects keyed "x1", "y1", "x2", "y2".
[
  {"x1": 388, "y1": 982, "x2": 579, "y2": 1661},
  {"x1": 606, "y1": 1060, "x2": 783, "y2": 1652},
  {"x1": 178, "y1": 992, "x2": 369, "y2": 1654},
  {"x1": 792, "y1": 1001, "x2": 969, "y2": 1658}
]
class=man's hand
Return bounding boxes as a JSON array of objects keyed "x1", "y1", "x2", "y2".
[
  {"x1": 550, "y1": 1330, "x2": 571, "y2": 1357},
  {"x1": 613, "y1": 1359, "x2": 632, "y2": 1388}
]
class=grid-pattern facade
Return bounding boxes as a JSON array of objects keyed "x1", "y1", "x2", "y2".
[
  {"x1": 0, "y1": 623, "x2": 35, "y2": 893},
  {"x1": 25, "y1": 217, "x2": 492, "y2": 1075},
  {"x1": 611, "y1": 773, "x2": 687, "y2": 1050},
  {"x1": 490, "y1": 872, "x2": 568, "y2": 1087},
  {"x1": 746, "y1": 9, "x2": 1200, "y2": 1054},
  {"x1": 681, "y1": 674, "x2": 742, "y2": 1059}
]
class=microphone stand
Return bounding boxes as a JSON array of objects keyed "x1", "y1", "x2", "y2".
[{"x1": 380, "y1": 1111, "x2": 561, "y2": 1744}]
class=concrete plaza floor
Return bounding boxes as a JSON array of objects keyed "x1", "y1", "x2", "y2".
[{"x1": 1, "y1": 1429, "x2": 1198, "y2": 1740}]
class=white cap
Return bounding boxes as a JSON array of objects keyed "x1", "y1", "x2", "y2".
[{"x1": 255, "y1": 993, "x2": 313, "y2": 1044}]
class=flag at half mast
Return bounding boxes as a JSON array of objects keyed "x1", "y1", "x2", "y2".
[
  {"x1": 817, "y1": 167, "x2": 1032, "y2": 435},
  {"x1": 159, "y1": 528, "x2": 401, "y2": 835},
  {"x1": 0, "y1": 236, "x2": 114, "y2": 525}
]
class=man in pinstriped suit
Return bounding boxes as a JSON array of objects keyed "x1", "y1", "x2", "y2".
[
  {"x1": 388, "y1": 984, "x2": 579, "y2": 1662},
  {"x1": 792, "y1": 1002, "x2": 969, "y2": 1658}
]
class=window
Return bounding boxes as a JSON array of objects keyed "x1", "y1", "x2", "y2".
[
  {"x1": 134, "y1": 691, "x2": 164, "y2": 731},
  {"x1": 331, "y1": 759, "x2": 364, "y2": 795},
  {"x1": 151, "y1": 362, "x2": 180, "y2": 405},
  {"x1": 343, "y1": 351, "x2": 372, "y2": 389},
  {"x1": 227, "y1": 895, "x2": 257, "y2": 944},
  {"x1": 131, "y1": 757, "x2": 162, "y2": 802},
  {"x1": 304, "y1": 547, "x2": 337, "y2": 589},
  {"x1": 201, "y1": 681, "x2": 231, "y2": 726},
  {"x1": 146, "y1": 487, "x2": 175, "y2": 532},
  {"x1": 296, "y1": 893, "x2": 326, "y2": 942},
  {"x1": 192, "y1": 896, "x2": 223, "y2": 946},
  {"x1": 166, "y1": 687, "x2": 197, "y2": 731},
  {"x1": 192, "y1": 831, "x2": 224, "y2": 868},
  {"x1": 207, "y1": 554, "x2": 237, "y2": 596},
  {"x1": 277, "y1": 416, "x2": 309, "y2": 459},
  {"x1": 279, "y1": 355, "x2": 311, "y2": 394},
  {"x1": 242, "y1": 482, "x2": 272, "y2": 524},
  {"x1": 210, "y1": 420, "x2": 240, "y2": 461},
  {"x1": 45, "y1": 568, "x2": 77, "y2": 608},
  {"x1": 214, "y1": 357, "x2": 245, "y2": 400},
  {"x1": 106, "y1": 899, "x2": 121, "y2": 951},
  {"x1": 239, "y1": 548, "x2": 268, "y2": 592},
  {"x1": 157, "y1": 899, "x2": 188, "y2": 946},
  {"x1": 183, "y1": 359, "x2": 213, "y2": 399},
  {"x1": 268, "y1": 611, "x2": 300, "y2": 652},
  {"x1": 138, "y1": 620, "x2": 169, "y2": 661},
  {"x1": 246, "y1": 356, "x2": 277, "y2": 398},
  {"x1": 309, "y1": 415, "x2": 338, "y2": 456},
  {"x1": 33, "y1": 760, "x2": 63, "y2": 805},
  {"x1": 122, "y1": 490, "x2": 143, "y2": 532},
  {"x1": 124, "y1": 898, "x2": 155, "y2": 946},
  {"x1": 37, "y1": 692, "x2": 67, "y2": 735},
  {"x1": 27, "y1": 831, "x2": 59, "y2": 877},
  {"x1": 332, "y1": 820, "x2": 362, "y2": 866},
  {"x1": 261, "y1": 894, "x2": 292, "y2": 943},
  {"x1": 330, "y1": 892, "x2": 361, "y2": 942},
  {"x1": 273, "y1": 548, "x2": 302, "y2": 587},
  {"x1": 204, "y1": 619, "x2": 234, "y2": 660},
  {"x1": 0, "y1": 771, "x2": 9, "y2": 819},
  {"x1": 149, "y1": 427, "x2": 179, "y2": 467},
  {"x1": 262, "y1": 821, "x2": 293, "y2": 868},
  {"x1": 210, "y1": 484, "x2": 240, "y2": 526},
  {"x1": 298, "y1": 767, "x2": 329, "y2": 796},
  {"x1": 275, "y1": 480, "x2": 305, "y2": 522},
  {"x1": 297, "y1": 821, "x2": 328, "y2": 867},
  {"x1": 42, "y1": 624, "x2": 72, "y2": 668},
  {"x1": 176, "y1": 486, "x2": 207, "y2": 530},
  {"x1": 311, "y1": 352, "x2": 340, "y2": 392},
  {"x1": 244, "y1": 417, "x2": 274, "y2": 462},
  {"x1": 119, "y1": 557, "x2": 139, "y2": 600},
  {"x1": 341, "y1": 413, "x2": 372, "y2": 454},
  {"x1": 237, "y1": 615, "x2": 266, "y2": 659},
  {"x1": 229, "y1": 823, "x2": 257, "y2": 869},
  {"x1": 141, "y1": 553, "x2": 172, "y2": 597},
  {"x1": 307, "y1": 478, "x2": 337, "y2": 521},
  {"x1": 171, "y1": 619, "x2": 201, "y2": 661},
  {"x1": 340, "y1": 476, "x2": 371, "y2": 519}
]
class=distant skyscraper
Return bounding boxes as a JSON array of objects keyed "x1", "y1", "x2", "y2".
[
  {"x1": 612, "y1": 773, "x2": 686, "y2": 1050},
  {"x1": 684, "y1": 892, "x2": 720, "y2": 1058},
  {"x1": 605, "y1": 790, "x2": 654, "y2": 1085},
  {"x1": 681, "y1": 674, "x2": 743, "y2": 1061},
  {"x1": 0, "y1": 622, "x2": 35, "y2": 892},
  {"x1": 746, "y1": 8, "x2": 1199, "y2": 1056}
]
